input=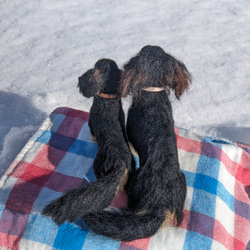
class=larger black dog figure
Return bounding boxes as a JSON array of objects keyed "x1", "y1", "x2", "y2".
[
  {"x1": 43, "y1": 59, "x2": 134, "y2": 225},
  {"x1": 84, "y1": 46, "x2": 191, "y2": 241}
]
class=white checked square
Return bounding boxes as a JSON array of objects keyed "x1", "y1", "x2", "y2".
[
  {"x1": 178, "y1": 128, "x2": 204, "y2": 142},
  {"x1": 215, "y1": 196, "x2": 235, "y2": 236},
  {"x1": 211, "y1": 239, "x2": 227, "y2": 250},
  {"x1": 149, "y1": 226, "x2": 187, "y2": 250},
  {"x1": 178, "y1": 148, "x2": 200, "y2": 173},
  {"x1": 21, "y1": 141, "x2": 45, "y2": 164},
  {"x1": 218, "y1": 160, "x2": 235, "y2": 198},
  {"x1": 20, "y1": 239, "x2": 54, "y2": 250},
  {"x1": 222, "y1": 143, "x2": 243, "y2": 164}
]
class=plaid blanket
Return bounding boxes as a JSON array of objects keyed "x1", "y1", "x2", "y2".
[{"x1": 0, "y1": 107, "x2": 249, "y2": 250}]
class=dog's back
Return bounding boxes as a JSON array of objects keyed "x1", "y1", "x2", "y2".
[
  {"x1": 43, "y1": 59, "x2": 134, "y2": 225},
  {"x1": 81, "y1": 59, "x2": 134, "y2": 179},
  {"x1": 126, "y1": 90, "x2": 175, "y2": 162},
  {"x1": 125, "y1": 90, "x2": 186, "y2": 225}
]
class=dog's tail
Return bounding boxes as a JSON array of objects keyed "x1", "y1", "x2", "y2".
[
  {"x1": 43, "y1": 163, "x2": 128, "y2": 225},
  {"x1": 84, "y1": 209, "x2": 172, "y2": 242},
  {"x1": 83, "y1": 165, "x2": 186, "y2": 241}
]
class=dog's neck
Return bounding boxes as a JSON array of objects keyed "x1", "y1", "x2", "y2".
[
  {"x1": 98, "y1": 93, "x2": 117, "y2": 98},
  {"x1": 142, "y1": 87, "x2": 165, "y2": 92}
]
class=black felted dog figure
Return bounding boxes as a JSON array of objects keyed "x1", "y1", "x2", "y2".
[
  {"x1": 43, "y1": 59, "x2": 135, "y2": 225},
  {"x1": 83, "y1": 46, "x2": 191, "y2": 241}
]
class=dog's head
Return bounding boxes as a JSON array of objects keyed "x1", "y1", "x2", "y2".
[
  {"x1": 78, "y1": 59, "x2": 121, "y2": 97},
  {"x1": 120, "y1": 45, "x2": 192, "y2": 99}
]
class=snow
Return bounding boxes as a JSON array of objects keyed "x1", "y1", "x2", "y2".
[{"x1": 1, "y1": 0, "x2": 250, "y2": 176}]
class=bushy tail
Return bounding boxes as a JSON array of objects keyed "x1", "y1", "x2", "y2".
[
  {"x1": 84, "y1": 210, "x2": 166, "y2": 242},
  {"x1": 82, "y1": 168, "x2": 186, "y2": 242},
  {"x1": 43, "y1": 164, "x2": 127, "y2": 225}
]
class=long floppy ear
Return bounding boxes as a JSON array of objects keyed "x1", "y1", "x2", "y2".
[
  {"x1": 120, "y1": 69, "x2": 134, "y2": 97},
  {"x1": 168, "y1": 60, "x2": 192, "y2": 99},
  {"x1": 78, "y1": 68, "x2": 104, "y2": 98},
  {"x1": 120, "y1": 56, "x2": 147, "y2": 97}
]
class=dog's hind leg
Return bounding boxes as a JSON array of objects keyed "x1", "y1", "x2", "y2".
[{"x1": 161, "y1": 210, "x2": 176, "y2": 228}]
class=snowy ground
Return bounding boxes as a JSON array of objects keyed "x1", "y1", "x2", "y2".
[{"x1": 1, "y1": 0, "x2": 250, "y2": 177}]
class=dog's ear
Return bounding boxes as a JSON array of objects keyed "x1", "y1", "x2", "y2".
[
  {"x1": 120, "y1": 69, "x2": 134, "y2": 97},
  {"x1": 166, "y1": 60, "x2": 192, "y2": 99},
  {"x1": 120, "y1": 56, "x2": 147, "y2": 97},
  {"x1": 78, "y1": 68, "x2": 105, "y2": 98}
]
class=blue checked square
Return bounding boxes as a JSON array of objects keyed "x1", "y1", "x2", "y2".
[
  {"x1": 22, "y1": 214, "x2": 58, "y2": 246},
  {"x1": 184, "y1": 226, "x2": 213, "y2": 250},
  {"x1": 194, "y1": 174, "x2": 218, "y2": 196},
  {"x1": 191, "y1": 187, "x2": 217, "y2": 217},
  {"x1": 49, "y1": 113, "x2": 66, "y2": 132},
  {"x1": 53, "y1": 223, "x2": 88, "y2": 250},
  {"x1": 69, "y1": 140, "x2": 98, "y2": 159},
  {"x1": 216, "y1": 181, "x2": 235, "y2": 212},
  {"x1": 31, "y1": 130, "x2": 54, "y2": 145},
  {"x1": 196, "y1": 155, "x2": 221, "y2": 179},
  {"x1": 49, "y1": 133, "x2": 75, "y2": 152},
  {"x1": 83, "y1": 231, "x2": 121, "y2": 250},
  {"x1": 201, "y1": 141, "x2": 222, "y2": 160}
]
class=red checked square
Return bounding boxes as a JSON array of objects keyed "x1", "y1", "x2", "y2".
[
  {"x1": 236, "y1": 151, "x2": 250, "y2": 186},
  {"x1": 9, "y1": 161, "x2": 29, "y2": 179},
  {"x1": 56, "y1": 107, "x2": 89, "y2": 121},
  {"x1": 120, "y1": 237, "x2": 151, "y2": 249},
  {"x1": 67, "y1": 109, "x2": 89, "y2": 120},
  {"x1": 0, "y1": 233, "x2": 22, "y2": 249},
  {"x1": 5, "y1": 179, "x2": 42, "y2": 213},
  {"x1": 177, "y1": 136, "x2": 202, "y2": 155},
  {"x1": 19, "y1": 163, "x2": 53, "y2": 186},
  {"x1": 45, "y1": 171, "x2": 84, "y2": 193},
  {"x1": 31, "y1": 145, "x2": 66, "y2": 170},
  {"x1": 56, "y1": 116, "x2": 86, "y2": 139}
]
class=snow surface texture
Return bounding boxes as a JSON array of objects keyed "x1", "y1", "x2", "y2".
[{"x1": 1, "y1": 0, "x2": 250, "y2": 176}]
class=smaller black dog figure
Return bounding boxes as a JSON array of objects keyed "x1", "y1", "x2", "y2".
[
  {"x1": 43, "y1": 59, "x2": 135, "y2": 225},
  {"x1": 84, "y1": 46, "x2": 191, "y2": 241}
]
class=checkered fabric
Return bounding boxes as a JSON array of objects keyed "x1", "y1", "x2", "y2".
[{"x1": 0, "y1": 107, "x2": 249, "y2": 250}]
